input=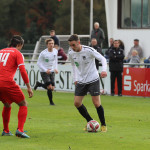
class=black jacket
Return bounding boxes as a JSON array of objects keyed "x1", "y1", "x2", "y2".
[
  {"x1": 105, "y1": 45, "x2": 113, "y2": 58},
  {"x1": 90, "y1": 45, "x2": 104, "y2": 70},
  {"x1": 109, "y1": 47, "x2": 124, "y2": 72},
  {"x1": 50, "y1": 35, "x2": 60, "y2": 46}
]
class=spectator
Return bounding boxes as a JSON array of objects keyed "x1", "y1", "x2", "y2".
[
  {"x1": 55, "y1": 45, "x2": 67, "y2": 64},
  {"x1": 118, "y1": 39, "x2": 125, "y2": 50},
  {"x1": 90, "y1": 38, "x2": 104, "y2": 70},
  {"x1": 50, "y1": 30, "x2": 60, "y2": 47},
  {"x1": 144, "y1": 56, "x2": 150, "y2": 68},
  {"x1": 90, "y1": 38, "x2": 105, "y2": 93},
  {"x1": 109, "y1": 40, "x2": 125, "y2": 96},
  {"x1": 125, "y1": 39, "x2": 143, "y2": 62},
  {"x1": 129, "y1": 50, "x2": 140, "y2": 68},
  {"x1": 91, "y1": 22, "x2": 105, "y2": 48},
  {"x1": 105, "y1": 38, "x2": 114, "y2": 61}
]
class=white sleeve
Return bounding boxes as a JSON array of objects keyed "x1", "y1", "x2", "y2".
[
  {"x1": 68, "y1": 53, "x2": 78, "y2": 82},
  {"x1": 91, "y1": 49, "x2": 107, "y2": 72},
  {"x1": 37, "y1": 53, "x2": 47, "y2": 72}
]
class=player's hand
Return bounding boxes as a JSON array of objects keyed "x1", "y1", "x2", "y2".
[
  {"x1": 54, "y1": 69, "x2": 58, "y2": 74},
  {"x1": 46, "y1": 69, "x2": 51, "y2": 74},
  {"x1": 100, "y1": 71, "x2": 107, "y2": 78},
  {"x1": 27, "y1": 88, "x2": 33, "y2": 98}
]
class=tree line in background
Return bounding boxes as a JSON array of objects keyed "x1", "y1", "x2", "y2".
[{"x1": 0, "y1": 0, "x2": 107, "y2": 49}]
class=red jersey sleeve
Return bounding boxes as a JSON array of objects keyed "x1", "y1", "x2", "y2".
[
  {"x1": 19, "y1": 65, "x2": 29, "y2": 84},
  {"x1": 16, "y1": 51, "x2": 29, "y2": 84},
  {"x1": 16, "y1": 50, "x2": 24, "y2": 66}
]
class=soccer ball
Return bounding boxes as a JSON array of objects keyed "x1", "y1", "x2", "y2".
[{"x1": 87, "y1": 120, "x2": 100, "y2": 132}]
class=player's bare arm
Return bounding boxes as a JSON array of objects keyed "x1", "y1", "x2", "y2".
[{"x1": 26, "y1": 83, "x2": 33, "y2": 98}]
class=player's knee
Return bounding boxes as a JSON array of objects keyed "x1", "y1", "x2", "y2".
[
  {"x1": 18, "y1": 100, "x2": 28, "y2": 106},
  {"x1": 93, "y1": 102, "x2": 101, "y2": 108},
  {"x1": 47, "y1": 84, "x2": 52, "y2": 90},
  {"x1": 4, "y1": 103, "x2": 11, "y2": 108},
  {"x1": 74, "y1": 101, "x2": 81, "y2": 108},
  {"x1": 51, "y1": 86, "x2": 55, "y2": 91}
]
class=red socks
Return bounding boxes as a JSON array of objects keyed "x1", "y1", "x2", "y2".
[
  {"x1": 2, "y1": 106, "x2": 28, "y2": 133},
  {"x1": 18, "y1": 106, "x2": 28, "y2": 132},
  {"x1": 2, "y1": 106, "x2": 11, "y2": 133}
]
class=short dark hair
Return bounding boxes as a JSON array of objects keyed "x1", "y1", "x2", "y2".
[
  {"x1": 50, "y1": 30, "x2": 55, "y2": 33},
  {"x1": 8, "y1": 35, "x2": 24, "y2": 47},
  {"x1": 68, "y1": 34, "x2": 80, "y2": 42},
  {"x1": 45, "y1": 38, "x2": 54, "y2": 45},
  {"x1": 134, "y1": 39, "x2": 139, "y2": 41}
]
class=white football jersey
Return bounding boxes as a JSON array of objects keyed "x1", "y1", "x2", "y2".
[
  {"x1": 68, "y1": 45, "x2": 107, "y2": 84},
  {"x1": 37, "y1": 48, "x2": 58, "y2": 72}
]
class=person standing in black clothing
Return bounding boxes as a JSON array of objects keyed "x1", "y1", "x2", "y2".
[
  {"x1": 90, "y1": 38, "x2": 104, "y2": 70},
  {"x1": 50, "y1": 30, "x2": 60, "y2": 47},
  {"x1": 109, "y1": 40, "x2": 124, "y2": 96},
  {"x1": 105, "y1": 38, "x2": 114, "y2": 61}
]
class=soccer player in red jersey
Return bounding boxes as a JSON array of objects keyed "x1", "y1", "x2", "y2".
[{"x1": 0, "y1": 35, "x2": 33, "y2": 138}]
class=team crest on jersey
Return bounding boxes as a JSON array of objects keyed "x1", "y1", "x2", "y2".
[{"x1": 82, "y1": 56, "x2": 86, "y2": 60}]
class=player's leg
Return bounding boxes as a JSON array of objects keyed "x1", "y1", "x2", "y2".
[
  {"x1": 34, "y1": 81, "x2": 47, "y2": 90},
  {"x1": 91, "y1": 96, "x2": 106, "y2": 124},
  {"x1": 89, "y1": 80, "x2": 107, "y2": 132},
  {"x1": 0, "y1": 87, "x2": 13, "y2": 136},
  {"x1": 75, "y1": 96, "x2": 93, "y2": 122},
  {"x1": 47, "y1": 73, "x2": 55, "y2": 105},
  {"x1": 91, "y1": 96, "x2": 107, "y2": 132},
  {"x1": 75, "y1": 83, "x2": 93, "y2": 122},
  {"x1": 17, "y1": 100, "x2": 28, "y2": 132},
  {"x1": 47, "y1": 87, "x2": 54, "y2": 105},
  {"x1": 15, "y1": 99, "x2": 30, "y2": 138},
  {"x1": 41, "y1": 72, "x2": 54, "y2": 105},
  {"x1": 11, "y1": 84, "x2": 30, "y2": 138},
  {"x1": 1, "y1": 102, "x2": 13, "y2": 136}
]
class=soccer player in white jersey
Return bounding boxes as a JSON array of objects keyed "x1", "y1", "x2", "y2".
[
  {"x1": 68, "y1": 34, "x2": 107, "y2": 132},
  {"x1": 34, "y1": 38, "x2": 58, "y2": 105}
]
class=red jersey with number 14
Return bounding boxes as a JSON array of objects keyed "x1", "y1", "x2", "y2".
[{"x1": 0, "y1": 47, "x2": 24, "y2": 82}]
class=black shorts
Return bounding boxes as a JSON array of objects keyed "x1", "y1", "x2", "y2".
[
  {"x1": 75, "y1": 80, "x2": 100, "y2": 96},
  {"x1": 40, "y1": 72, "x2": 55, "y2": 86}
]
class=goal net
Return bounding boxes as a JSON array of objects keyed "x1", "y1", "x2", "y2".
[{"x1": 32, "y1": 35, "x2": 90, "y2": 61}]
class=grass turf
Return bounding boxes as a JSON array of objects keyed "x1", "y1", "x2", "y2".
[{"x1": 0, "y1": 90, "x2": 150, "y2": 150}]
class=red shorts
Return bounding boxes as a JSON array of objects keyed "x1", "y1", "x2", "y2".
[{"x1": 0, "y1": 81, "x2": 25, "y2": 104}]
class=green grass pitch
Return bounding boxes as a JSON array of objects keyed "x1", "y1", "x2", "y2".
[{"x1": 0, "y1": 90, "x2": 150, "y2": 150}]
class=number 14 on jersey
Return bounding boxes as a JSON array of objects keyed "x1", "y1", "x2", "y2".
[{"x1": 0, "y1": 53, "x2": 10, "y2": 66}]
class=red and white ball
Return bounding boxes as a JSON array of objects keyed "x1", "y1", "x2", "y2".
[{"x1": 87, "y1": 120, "x2": 100, "y2": 132}]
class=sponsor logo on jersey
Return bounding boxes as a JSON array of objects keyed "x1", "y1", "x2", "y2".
[
  {"x1": 45, "y1": 59, "x2": 49, "y2": 62},
  {"x1": 75, "y1": 62, "x2": 79, "y2": 67}
]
